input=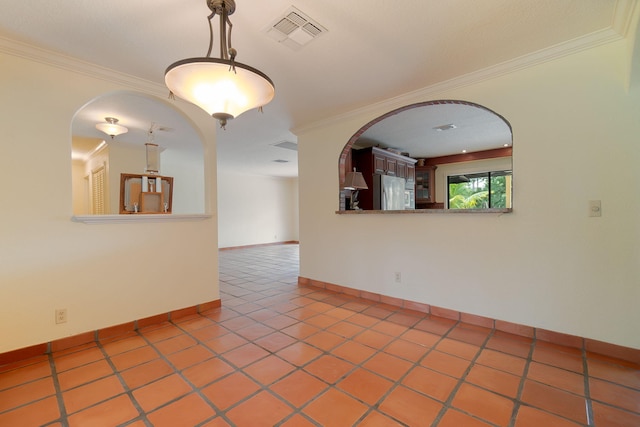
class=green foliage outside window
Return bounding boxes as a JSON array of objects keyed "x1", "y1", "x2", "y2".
[
  {"x1": 490, "y1": 175, "x2": 508, "y2": 208},
  {"x1": 448, "y1": 172, "x2": 511, "y2": 209}
]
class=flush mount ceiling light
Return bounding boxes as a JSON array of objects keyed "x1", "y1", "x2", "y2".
[
  {"x1": 165, "y1": 0, "x2": 275, "y2": 129},
  {"x1": 95, "y1": 117, "x2": 128, "y2": 139}
]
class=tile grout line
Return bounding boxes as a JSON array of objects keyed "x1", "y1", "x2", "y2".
[
  {"x1": 0, "y1": 359, "x2": 62, "y2": 421},
  {"x1": 354, "y1": 311, "x2": 458, "y2": 426},
  {"x1": 216, "y1": 284, "x2": 433, "y2": 426},
  {"x1": 214, "y1": 290, "x2": 370, "y2": 426},
  {"x1": 227, "y1": 297, "x2": 341, "y2": 427},
  {"x1": 582, "y1": 345, "x2": 595, "y2": 426},
  {"x1": 47, "y1": 353, "x2": 69, "y2": 427},
  {"x1": 305, "y1": 288, "x2": 619, "y2": 426},
  {"x1": 172, "y1": 305, "x2": 334, "y2": 426},
  {"x1": 246, "y1": 282, "x2": 537, "y2": 426},
  {"x1": 430, "y1": 324, "x2": 498, "y2": 427},
  {"x1": 135, "y1": 322, "x2": 236, "y2": 427},
  {"x1": 505, "y1": 334, "x2": 593, "y2": 427},
  {"x1": 506, "y1": 333, "x2": 536, "y2": 427},
  {"x1": 95, "y1": 338, "x2": 153, "y2": 427},
  {"x1": 294, "y1": 298, "x2": 423, "y2": 423},
  {"x1": 312, "y1": 300, "x2": 439, "y2": 426},
  {"x1": 332, "y1": 308, "x2": 441, "y2": 426}
]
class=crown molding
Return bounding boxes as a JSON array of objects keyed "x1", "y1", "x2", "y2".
[
  {"x1": 0, "y1": 36, "x2": 166, "y2": 97},
  {"x1": 0, "y1": 2, "x2": 633, "y2": 138},
  {"x1": 293, "y1": 26, "x2": 626, "y2": 136}
]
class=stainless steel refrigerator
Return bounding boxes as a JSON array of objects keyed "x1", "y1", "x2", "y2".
[{"x1": 373, "y1": 174, "x2": 414, "y2": 210}]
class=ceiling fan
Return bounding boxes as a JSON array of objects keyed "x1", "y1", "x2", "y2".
[{"x1": 145, "y1": 122, "x2": 175, "y2": 146}]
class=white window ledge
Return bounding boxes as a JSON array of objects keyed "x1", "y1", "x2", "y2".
[{"x1": 72, "y1": 214, "x2": 212, "y2": 224}]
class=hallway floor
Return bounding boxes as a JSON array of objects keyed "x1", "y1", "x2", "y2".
[{"x1": 1, "y1": 244, "x2": 639, "y2": 426}]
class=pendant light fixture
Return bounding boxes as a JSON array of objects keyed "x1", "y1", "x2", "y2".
[
  {"x1": 145, "y1": 125, "x2": 159, "y2": 174},
  {"x1": 165, "y1": 0, "x2": 275, "y2": 129},
  {"x1": 95, "y1": 117, "x2": 128, "y2": 139}
]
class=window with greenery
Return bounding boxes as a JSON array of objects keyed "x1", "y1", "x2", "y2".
[{"x1": 448, "y1": 171, "x2": 512, "y2": 209}]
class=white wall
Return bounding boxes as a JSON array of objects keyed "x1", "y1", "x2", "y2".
[
  {"x1": 217, "y1": 170, "x2": 299, "y2": 248},
  {"x1": 161, "y1": 147, "x2": 206, "y2": 214},
  {"x1": 106, "y1": 143, "x2": 146, "y2": 214},
  {"x1": 71, "y1": 159, "x2": 88, "y2": 215},
  {"x1": 297, "y1": 40, "x2": 640, "y2": 349},
  {"x1": 0, "y1": 47, "x2": 220, "y2": 353}
]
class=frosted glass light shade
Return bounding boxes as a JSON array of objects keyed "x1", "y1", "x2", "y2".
[
  {"x1": 95, "y1": 117, "x2": 128, "y2": 137},
  {"x1": 165, "y1": 58, "x2": 274, "y2": 123}
]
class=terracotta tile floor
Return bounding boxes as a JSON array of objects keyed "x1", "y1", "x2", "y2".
[{"x1": 1, "y1": 244, "x2": 639, "y2": 426}]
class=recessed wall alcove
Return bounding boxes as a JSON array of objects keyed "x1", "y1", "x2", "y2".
[{"x1": 338, "y1": 100, "x2": 513, "y2": 213}]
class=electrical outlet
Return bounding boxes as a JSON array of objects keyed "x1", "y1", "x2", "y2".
[
  {"x1": 394, "y1": 272, "x2": 402, "y2": 283},
  {"x1": 55, "y1": 309, "x2": 67, "y2": 324}
]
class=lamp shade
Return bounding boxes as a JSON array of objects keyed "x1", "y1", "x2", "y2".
[
  {"x1": 344, "y1": 170, "x2": 368, "y2": 190},
  {"x1": 165, "y1": 58, "x2": 275, "y2": 123},
  {"x1": 95, "y1": 117, "x2": 128, "y2": 138}
]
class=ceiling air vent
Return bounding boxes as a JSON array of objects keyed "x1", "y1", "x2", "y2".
[
  {"x1": 273, "y1": 141, "x2": 298, "y2": 151},
  {"x1": 265, "y1": 7, "x2": 327, "y2": 51},
  {"x1": 433, "y1": 124, "x2": 457, "y2": 132}
]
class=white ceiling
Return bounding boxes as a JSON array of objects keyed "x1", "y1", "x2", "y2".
[
  {"x1": 72, "y1": 92, "x2": 203, "y2": 160},
  {"x1": 355, "y1": 103, "x2": 513, "y2": 158},
  {"x1": 0, "y1": 0, "x2": 634, "y2": 177}
]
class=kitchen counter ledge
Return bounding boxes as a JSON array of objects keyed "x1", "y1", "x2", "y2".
[{"x1": 336, "y1": 208, "x2": 512, "y2": 215}]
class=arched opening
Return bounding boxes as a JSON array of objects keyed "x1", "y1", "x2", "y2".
[
  {"x1": 339, "y1": 100, "x2": 513, "y2": 212},
  {"x1": 71, "y1": 91, "x2": 206, "y2": 215}
]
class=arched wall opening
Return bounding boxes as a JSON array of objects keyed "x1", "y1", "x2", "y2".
[
  {"x1": 338, "y1": 100, "x2": 513, "y2": 212},
  {"x1": 71, "y1": 91, "x2": 206, "y2": 215}
]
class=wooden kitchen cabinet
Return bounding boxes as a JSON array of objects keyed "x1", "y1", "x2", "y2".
[
  {"x1": 351, "y1": 147, "x2": 417, "y2": 210},
  {"x1": 395, "y1": 160, "x2": 415, "y2": 181},
  {"x1": 353, "y1": 147, "x2": 415, "y2": 177},
  {"x1": 406, "y1": 163, "x2": 415, "y2": 183},
  {"x1": 415, "y1": 166, "x2": 437, "y2": 206},
  {"x1": 385, "y1": 157, "x2": 397, "y2": 176},
  {"x1": 373, "y1": 152, "x2": 386, "y2": 175},
  {"x1": 364, "y1": 147, "x2": 407, "y2": 176}
]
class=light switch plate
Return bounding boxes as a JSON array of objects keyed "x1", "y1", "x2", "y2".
[{"x1": 588, "y1": 200, "x2": 601, "y2": 217}]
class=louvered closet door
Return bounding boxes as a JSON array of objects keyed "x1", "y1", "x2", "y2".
[{"x1": 91, "y1": 165, "x2": 106, "y2": 214}]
